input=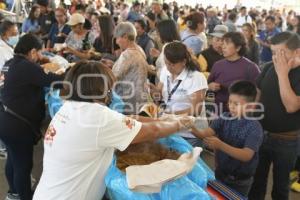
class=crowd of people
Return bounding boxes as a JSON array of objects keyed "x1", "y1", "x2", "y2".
[{"x1": 0, "y1": 0, "x2": 300, "y2": 200}]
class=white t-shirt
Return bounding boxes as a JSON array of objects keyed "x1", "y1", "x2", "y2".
[
  {"x1": 33, "y1": 101, "x2": 142, "y2": 200},
  {"x1": 235, "y1": 14, "x2": 253, "y2": 31},
  {"x1": 160, "y1": 68, "x2": 208, "y2": 138},
  {"x1": 155, "y1": 43, "x2": 167, "y2": 78},
  {"x1": 0, "y1": 39, "x2": 14, "y2": 71}
]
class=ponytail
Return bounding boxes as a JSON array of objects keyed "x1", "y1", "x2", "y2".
[{"x1": 164, "y1": 41, "x2": 200, "y2": 72}]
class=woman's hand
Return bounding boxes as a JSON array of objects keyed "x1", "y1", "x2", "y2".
[
  {"x1": 149, "y1": 83, "x2": 162, "y2": 102},
  {"x1": 177, "y1": 116, "x2": 196, "y2": 130},
  {"x1": 41, "y1": 63, "x2": 60, "y2": 74},
  {"x1": 150, "y1": 48, "x2": 160, "y2": 58},
  {"x1": 208, "y1": 82, "x2": 221, "y2": 92},
  {"x1": 57, "y1": 32, "x2": 68, "y2": 38},
  {"x1": 147, "y1": 65, "x2": 157, "y2": 76},
  {"x1": 64, "y1": 46, "x2": 75, "y2": 54}
]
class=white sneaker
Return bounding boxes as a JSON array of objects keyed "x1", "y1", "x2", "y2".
[
  {"x1": 0, "y1": 149, "x2": 7, "y2": 160},
  {"x1": 5, "y1": 193, "x2": 20, "y2": 200},
  {"x1": 31, "y1": 174, "x2": 36, "y2": 188}
]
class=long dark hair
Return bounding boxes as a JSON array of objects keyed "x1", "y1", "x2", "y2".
[
  {"x1": 28, "y1": 5, "x2": 40, "y2": 23},
  {"x1": 183, "y1": 12, "x2": 205, "y2": 31},
  {"x1": 64, "y1": 60, "x2": 115, "y2": 103},
  {"x1": 164, "y1": 41, "x2": 199, "y2": 71},
  {"x1": 156, "y1": 20, "x2": 180, "y2": 44},
  {"x1": 98, "y1": 15, "x2": 114, "y2": 53},
  {"x1": 242, "y1": 23, "x2": 256, "y2": 41}
]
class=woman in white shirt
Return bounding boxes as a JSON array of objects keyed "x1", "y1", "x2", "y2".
[
  {"x1": 33, "y1": 61, "x2": 195, "y2": 200},
  {"x1": 0, "y1": 20, "x2": 19, "y2": 70},
  {"x1": 150, "y1": 41, "x2": 208, "y2": 147},
  {"x1": 0, "y1": 20, "x2": 18, "y2": 158}
]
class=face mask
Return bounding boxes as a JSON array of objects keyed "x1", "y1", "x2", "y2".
[{"x1": 7, "y1": 35, "x2": 19, "y2": 47}]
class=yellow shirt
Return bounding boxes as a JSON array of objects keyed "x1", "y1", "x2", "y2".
[
  {"x1": 0, "y1": 3, "x2": 6, "y2": 10},
  {"x1": 197, "y1": 54, "x2": 210, "y2": 79}
]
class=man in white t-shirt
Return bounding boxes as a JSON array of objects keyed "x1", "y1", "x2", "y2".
[
  {"x1": 33, "y1": 61, "x2": 195, "y2": 200},
  {"x1": 235, "y1": 6, "x2": 252, "y2": 32}
]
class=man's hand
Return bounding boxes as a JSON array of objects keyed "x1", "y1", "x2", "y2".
[
  {"x1": 273, "y1": 50, "x2": 293, "y2": 76},
  {"x1": 204, "y1": 136, "x2": 222, "y2": 150},
  {"x1": 208, "y1": 82, "x2": 221, "y2": 92}
]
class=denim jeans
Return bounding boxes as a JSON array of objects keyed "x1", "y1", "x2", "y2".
[{"x1": 248, "y1": 133, "x2": 298, "y2": 200}]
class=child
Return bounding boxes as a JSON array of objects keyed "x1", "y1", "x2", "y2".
[{"x1": 192, "y1": 80, "x2": 263, "y2": 197}]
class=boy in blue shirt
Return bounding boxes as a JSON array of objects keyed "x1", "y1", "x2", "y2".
[{"x1": 192, "y1": 80, "x2": 263, "y2": 197}]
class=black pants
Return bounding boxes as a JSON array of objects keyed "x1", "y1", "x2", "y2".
[
  {"x1": 248, "y1": 134, "x2": 298, "y2": 200},
  {"x1": 0, "y1": 111, "x2": 35, "y2": 200}
]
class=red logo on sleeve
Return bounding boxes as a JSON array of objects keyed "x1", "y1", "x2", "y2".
[
  {"x1": 45, "y1": 125, "x2": 56, "y2": 146},
  {"x1": 123, "y1": 117, "x2": 135, "y2": 130}
]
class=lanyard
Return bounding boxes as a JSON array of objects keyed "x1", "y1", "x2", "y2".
[{"x1": 167, "y1": 77, "x2": 182, "y2": 103}]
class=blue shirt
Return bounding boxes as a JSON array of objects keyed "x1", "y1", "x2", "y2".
[
  {"x1": 259, "y1": 28, "x2": 281, "y2": 62},
  {"x1": 127, "y1": 11, "x2": 142, "y2": 23},
  {"x1": 210, "y1": 112, "x2": 263, "y2": 177},
  {"x1": 181, "y1": 30, "x2": 203, "y2": 56},
  {"x1": 48, "y1": 23, "x2": 71, "y2": 48},
  {"x1": 21, "y1": 18, "x2": 40, "y2": 33}
]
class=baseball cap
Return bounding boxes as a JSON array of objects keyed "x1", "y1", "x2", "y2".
[
  {"x1": 210, "y1": 25, "x2": 228, "y2": 38},
  {"x1": 66, "y1": 13, "x2": 85, "y2": 26}
]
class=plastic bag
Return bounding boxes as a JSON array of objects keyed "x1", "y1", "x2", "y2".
[
  {"x1": 158, "y1": 136, "x2": 215, "y2": 182},
  {"x1": 160, "y1": 176, "x2": 210, "y2": 200},
  {"x1": 42, "y1": 51, "x2": 69, "y2": 70},
  {"x1": 105, "y1": 135, "x2": 214, "y2": 200}
]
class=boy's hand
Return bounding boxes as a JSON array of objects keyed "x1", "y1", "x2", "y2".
[{"x1": 204, "y1": 136, "x2": 222, "y2": 150}]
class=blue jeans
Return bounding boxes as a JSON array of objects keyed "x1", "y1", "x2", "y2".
[{"x1": 248, "y1": 133, "x2": 298, "y2": 200}]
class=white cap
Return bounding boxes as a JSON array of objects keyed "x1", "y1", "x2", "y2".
[
  {"x1": 210, "y1": 25, "x2": 229, "y2": 38},
  {"x1": 66, "y1": 13, "x2": 85, "y2": 26}
]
